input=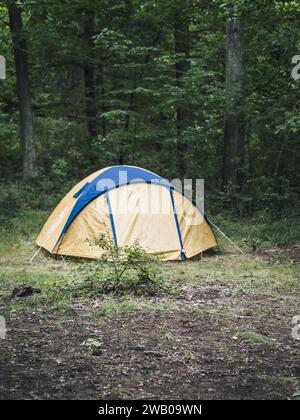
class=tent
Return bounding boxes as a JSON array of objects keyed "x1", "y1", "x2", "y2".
[{"x1": 36, "y1": 165, "x2": 218, "y2": 261}]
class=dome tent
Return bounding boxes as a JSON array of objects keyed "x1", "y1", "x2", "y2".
[{"x1": 36, "y1": 165, "x2": 217, "y2": 261}]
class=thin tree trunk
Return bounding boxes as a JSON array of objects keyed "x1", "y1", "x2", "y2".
[
  {"x1": 223, "y1": 17, "x2": 246, "y2": 185},
  {"x1": 174, "y1": 6, "x2": 190, "y2": 179},
  {"x1": 83, "y1": 10, "x2": 97, "y2": 140},
  {"x1": 119, "y1": 88, "x2": 135, "y2": 165},
  {"x1": 8, "y1": 3, "x2": 36, "y2": 180},
  {"x1": 97, "y1": 61, "x2": 106, "y2": 137}
]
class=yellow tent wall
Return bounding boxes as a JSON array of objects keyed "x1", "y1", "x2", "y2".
[{"x1": 36, "y1": 170, "x2": 217, "y2": 261}]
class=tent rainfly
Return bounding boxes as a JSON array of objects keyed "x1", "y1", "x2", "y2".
[{"x1": 36, "y1": 165, "x2": 218, "y2": 261}]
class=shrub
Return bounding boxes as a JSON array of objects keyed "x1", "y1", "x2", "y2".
[
  {"x1": 68, "y1": 233, "x2": 165, "y2": 297},
  {"x1": 210, "y1": 176, "x2": 299, "y2": 218}
]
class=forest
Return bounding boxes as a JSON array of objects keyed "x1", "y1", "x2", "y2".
[{"x1": 0, "y1": 0, "x2": 299, "y2": 402}]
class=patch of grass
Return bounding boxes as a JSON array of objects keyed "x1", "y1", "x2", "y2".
[
  {"x1": 235, "y1": 331, "x2": 273, "y2": 345},
  {"x1": 0, "y1": 210, "x2": 299, "y2": 318},
  {"x1": 212, "y1": 214, "x2": 300, "y2": 249},
  {"x1": 0, "y1": 210, "x2": 47, "y2": 257},
  {"x1": 93, "y1": 297, "x2": 177, "y2": 318},
  {"x1": 94, "y1": 297, "x2": 141, "y2": 317},
  {"x1": 181, "y1": 347, "x2": 195, "y2": 359},
  {"x1": 161, "y1": 326, "x2": 178, "y2": 342},
  {"x1": 243, "y1": 308, "x2": 254, "y2": 317},
  {"x1": 0, "y1": 262, "x2": 72, "y2": 314},
  {"x1": 166, "y1": 255, "x2": 300, "y2": 295}
]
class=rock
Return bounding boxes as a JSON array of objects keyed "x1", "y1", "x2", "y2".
[{"x1": 11, "y1": 285, "x2": 41, "y2": 299}]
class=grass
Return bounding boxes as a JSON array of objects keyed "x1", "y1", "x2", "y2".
[
  {"x1": 0, "y1": 209, "x2": 299, "y2": 317},
  {"x1": 235, "y1": 331, "x2": 273, "y2": 345},
  {"x1": 161, "y1": 326, "x2": 178, "y2": 342},
  {"x1": 212, "y1": 214, "x2": 300, "y2": 248},
  {"x1": 93, "y1": 296, "x2": 177, "y2": 318},
  {"x1": 0, "y1": 209, "x2": 299, "y2": 401},
  {"x1": 167, "y1": 254, "x2": 300, "y2": 295}
]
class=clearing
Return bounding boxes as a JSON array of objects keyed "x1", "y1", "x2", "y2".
[{"x1": 0, "y1": 211, "x2": 299, "y2": 400}]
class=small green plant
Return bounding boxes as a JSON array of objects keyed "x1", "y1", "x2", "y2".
[
  {"x1": 161, "y1": 326, "x2": 177, "y2": 342},
  {"x1": 241, "y1": 236, "x2": 261, "y2": 251},
  {"x1": 69, "y1": 233, "x2": 165, "y2": 297},
  {"x1": 243, "y1": 308, "x2": 254, "y2": 317},
  {"x1": 235, "y1": 331, "x2": 273, "y2": 345}
]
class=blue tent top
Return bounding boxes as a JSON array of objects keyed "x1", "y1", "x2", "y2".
[{"x1": 58, "y1": 165, "x2": 173, "y2": 241}]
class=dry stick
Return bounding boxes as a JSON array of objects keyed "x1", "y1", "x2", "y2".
[
  {"x1": 29, "y1": 246, "x2": 42, "y2": 263},
  {"x1": 207, "y1": 218, "x2": 245, "y2": 255}
]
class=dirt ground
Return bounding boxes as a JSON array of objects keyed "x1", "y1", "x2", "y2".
[
  {"x1": 257, "y1": 244, "x2": 300, "y2": 263},
  {"x1": 0, "y1": 279, "x2": 299, "y2": 400}
]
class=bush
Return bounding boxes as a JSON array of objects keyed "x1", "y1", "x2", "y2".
[
  {"x1": 67, "y1": 233, "x2": 165, "y2": 297},
  {"x1": 0, "y1": 177, "x2": 74, "y2": 223},
  {"x1": 210, "y1": 176, "x2": 299, "y2": 218}
]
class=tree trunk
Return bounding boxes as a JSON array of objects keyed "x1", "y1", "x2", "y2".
[
  {"x1": 8, "y1": 3, "x2": 36, "y2": 180},
  {"x1": 223, "y1": 17, "x2": 246, "y2": 185},
  {"x1": 97, "y1": 61, "x2": 106, "y2": 137},
  {"x1": 174, "y1": 6, "x2": 190, "y2": 179},
  {"x1": 83, "y1": 10, "x2": 97, "y2": 140},
  {"x1": 119, "y1": 88, "x2": 135, "y2": 165}
]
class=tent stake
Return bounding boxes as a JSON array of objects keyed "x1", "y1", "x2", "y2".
[
  {"x1": 61, "y1": 255, "x2": 69, "y2": 270},
  {"x1": 207, "y1": 218, "x2": 245, "y2": 255},
  {"x1": 29, "y1": 246, "x2": 42, "y2": 263}
]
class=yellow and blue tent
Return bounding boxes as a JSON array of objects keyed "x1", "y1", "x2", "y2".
[{"x1": 36, "y1": 165, "x2": 217, "y2": 261}]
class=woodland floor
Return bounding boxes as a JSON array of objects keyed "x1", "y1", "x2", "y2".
[
  {"x1": 0, "y1": 289, "x2": 299, "y2": 400},
  {"x1": 0, "y1": 212, "x2": 299, "y2": 400}
]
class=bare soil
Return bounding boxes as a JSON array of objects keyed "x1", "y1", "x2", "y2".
[
  {"x1": 0, "y1": 287, "x2": 299, "y2": 400},
  {"x1": 256, "y1": 244, "x2": 300, "y2": 263}
]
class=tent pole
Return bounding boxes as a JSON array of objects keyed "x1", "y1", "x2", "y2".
[
  {"x1": 207, "y1": 218, "x2": 245, "y2": 255},
  {"x1": 29, "y1": 246, "x2": 42, "y2": 263}
]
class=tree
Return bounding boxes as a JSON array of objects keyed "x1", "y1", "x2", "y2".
[
  {"x1": 83, "y1": 8, "x2": 98, "y2": 141},
  {"x1": 223, "y1": 17, "x2": 245, "y2": 185},
  {"x1": 174, "y1": 0, "x2": 190, "y2": 179},
  {"x1": 1, "y1": 0, "x2": 300, "y2": 214},
  {"x1": 8, "y1": 2, "x2": 36, "y2": 180}
]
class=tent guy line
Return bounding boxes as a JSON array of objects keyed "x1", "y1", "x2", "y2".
[
  {"x1": 29, "y1": 165, "x2": 244, "y2": 263},
  {"x1": 206, "y1": 217, "x2": 245, "y2": 255}
]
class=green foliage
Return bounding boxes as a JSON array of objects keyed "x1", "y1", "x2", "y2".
[
  {"x1": 210, "y1": 176, "x2": 299, "y2": 218},
  {"x1": 68, "y1": 233, "x2": 165, "y2": 297},
  {"x1": 0, "y1": 0, "x2": 300, "y2": 216},
  {"x1": 0, "y1": 179, "x2": 73, "y2": 223}
]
